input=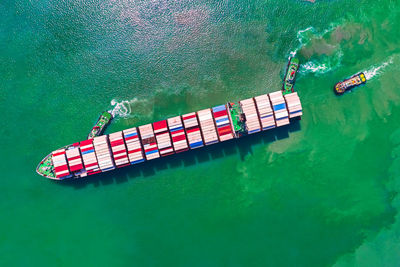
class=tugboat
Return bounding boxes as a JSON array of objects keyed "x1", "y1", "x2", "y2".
[
  {"x1": 282, "y1": 57, "x2": 299, "y2": 95},
  {"x1": 334, "y1": 72, "x2": 366, "y2": 95},
  {"x1": 87, "y1": 111, "x2": 113, "y2": 139}
]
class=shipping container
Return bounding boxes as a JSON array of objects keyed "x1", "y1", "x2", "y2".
[
  {"x1": 109, "y1": 131, "x2": 130, "y2": 168},
  {"x1": 254, "y1": 94, "x2": 276, "y2": 131},
  {"x1": 123, "y1": 127, "x2": 145, "y2": 164},
  {"x1": 93, "y1": 135, "x2": 115, "y2": 172},
  {"x1": 66, "y1": 146, "x2": 84, "y2": 172},
  {"x1": 269, "y1": 91, "x2": 290, "y2": 127},
  {"x1": 212, "y1": 105, "x2": 234, "y2": 141},
  {"x1": 52, "y1": 149, "x2": 71, "y2": 179},
  {"x1": 138, "y1": 124, "x2": 160, "y2": 160},
  {"x1": 239, "y1": 98, "x2": 261, "y2": 134},
  {"x1": 182, "y1": 112, "x2": 204, "y2": 149},
  {"x1": 153, "y1": 120, "x2": 174, "y2": 156},
  {"x1": 80, "y1": 139, "x2": 101, "y2": 175},
  {"x1": 197, "y1": 108, "x2": 219, "y2": 145},
  {"x1": 284, "y1": 92, "x2": 303, "y2": 118},
  {"x1": 167, "y1": 116, "x2": 189, "y2": 153}
]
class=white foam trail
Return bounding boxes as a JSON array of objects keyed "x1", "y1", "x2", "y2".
[
  {"x1": 289, "y1": 26, "x2": 315, "y2": 57},
  {"x1": 109, "y1": 97, "x2": 153, "y2": 120},
  {"x1": 110, "y1": 99, "x2": 133, "y2": 118},
  {"x1": 364, "y1": 57, "x2": 393, "y2": 80},
  {"x1": 300, "y1": 61, "x2": 330, "y2": 73},
  {"x1": 289, "y1": 24, "x2": 338, "y2": 57},
  {"x1": 299, "y1": 50, "x2": 343, "y2": 75}
]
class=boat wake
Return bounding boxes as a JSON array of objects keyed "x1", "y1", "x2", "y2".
[
  {"x1": 289, "y1": 24, "x2": 338, "y2": 57},
  {"x1": 110, "y1": 99, "x2": 133, "y2": 118},
  {"x1": 289, "y1": 24, "x2": 343, "y2": 75},
  {"x1": 110, "y1": 97, "x2": 153, "y2": 120},
  {"x1": 299, "y1": 50, "x2": 343, "y2": 75},
  {"x1": 363, "y1": 57, "x2": 393, "y2": 80},
  {"x1": 300, "y1": 61, "x2": 330, "y2": 73},
  {"x1": 289, "y1": 26, "x2": 315, "y2": 57}
]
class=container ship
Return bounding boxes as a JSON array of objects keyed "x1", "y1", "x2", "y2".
[
  {"x1": 334, "y1": 72, "x2": 366, "y2": 95},
  {"x1": 36, "y1": 90, "x2": 303, "y2": 180}
]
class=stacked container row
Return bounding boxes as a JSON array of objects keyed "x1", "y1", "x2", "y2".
[
  {"x1": 138, "y1": 124, "x2": 160, "y2": 160},
  {"x1": 197, "y1": 109, "x2": 219, "y2": 145},
  {"x1": 52, "y1": 149, "x2": 71, "y2": 179},
  {"x1": 153, "y1": 120, "x2": 174, "y2": 156},
  {"x1": 284, "y1": 92, "x2": 303, "y2": 118},
  {"x1": 269, "y1": 91, "x2": 290, "y2": 127},
  {"x1": 239, "y1": 98, "x2": 261, "y2": 134},
  {"x1": 93, "y1": 136, "x2": 115, "y2": 172},
  {"x1": 168, "y1": 116, "x2": 189, "y2": 153},
  {"x1": 123, "y1": 127, "x2": 145, "y2": 164},
  {"x1": 80, "y1": 139, "x2": 100, "y2": 175},
  {"x1": 182, "y1": 113, "x2": 204, "y2": 149},
  {"x1": 254, "y1": 94, "x2": 276, "y2": 130},
  {"x1": 66, "y1": 146, "x2": 84, "y2": 173},
  {"x1": 212, "y1": 105, "x2": 234, "y2": 141},
  {"x1": 109, "y1": 132, "x2": 130, "y2": 168}
]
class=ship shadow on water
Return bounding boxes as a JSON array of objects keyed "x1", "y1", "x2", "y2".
[{"x1": 58, "y1": 120, "x2": 301, "y2": 189}]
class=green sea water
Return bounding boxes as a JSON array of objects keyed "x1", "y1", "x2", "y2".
[{"x1": 1, "y1": 0, "x2": 400, "y2": 266}]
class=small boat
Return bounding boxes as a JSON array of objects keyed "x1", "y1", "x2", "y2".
[
  {"x1": 87, "y1": 111, "x2": 113, "y2": 139},
  {"x1": 282, "y1": 57, "x2": 299, "y2": 95},
  {"x1": 334, "y1": 72, "x2": 366, "y2": 95}
]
